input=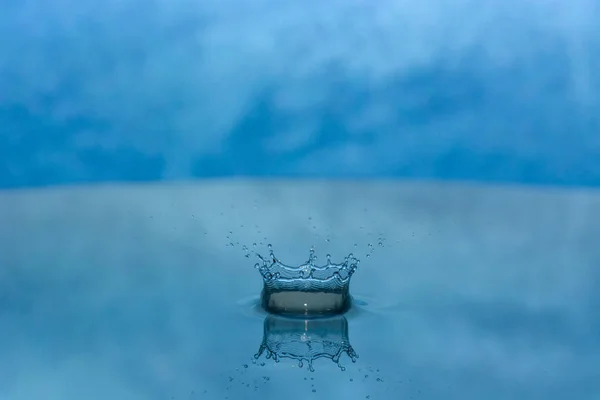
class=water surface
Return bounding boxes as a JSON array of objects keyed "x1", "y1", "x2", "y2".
[{"x1": 1, "y1": 180, "x2": 598, "y2": 399}]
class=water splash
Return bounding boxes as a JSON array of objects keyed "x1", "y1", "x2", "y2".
[
  {"x1": 254, "y1": 245, "x2": 360, "y2": 316},
  {"x1": 254, "y1": 245, "x2": 359, "y2": 288},
  {"x1": 254, "y1": 314, "x2": 358, "y2": 372}
]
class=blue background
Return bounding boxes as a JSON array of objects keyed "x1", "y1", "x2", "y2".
[
  {"x1": 2, "y1": 2, "x2": 600, "y2": 398},
  {"x1": 1, "y1": 0, "x2": 599, "y2": 188}
]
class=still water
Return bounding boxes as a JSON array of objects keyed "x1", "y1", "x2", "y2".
[{"x1": 1, "y1": 181, "x2": 599, "y2": 399}]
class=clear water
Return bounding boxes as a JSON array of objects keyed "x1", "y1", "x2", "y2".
[
  {"x1": 1, "y1": 181, "x2": 598, "y2": 399},
  {"x1": 255, "y1": 246, "x2": 358, "y2": 316}
]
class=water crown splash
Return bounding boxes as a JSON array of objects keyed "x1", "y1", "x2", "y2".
[{"x1": 254, "y1": 245, "x2": 360, "y2": 317}]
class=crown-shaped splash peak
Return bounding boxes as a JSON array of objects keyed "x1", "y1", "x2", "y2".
[{"x1": 254, "y1": 245, "x2": 359, "y2": 317}]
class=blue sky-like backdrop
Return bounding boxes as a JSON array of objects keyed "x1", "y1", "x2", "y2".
[{"x1": 1, "y1": 0, "x2": 599, "y2": 188}]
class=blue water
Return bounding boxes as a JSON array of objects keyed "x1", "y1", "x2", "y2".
[
  {"x1": 1, "y1": 0, "x2": 599, "y2": 188},
  {"x1": 1, "y1": 182, "x2": 599, "y2": 399},
  {"x1": 2, "y1": 2, "x2": 600, "y2": 399}
]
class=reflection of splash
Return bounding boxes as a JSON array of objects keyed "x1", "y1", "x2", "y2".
[
  {"x1": 254, "y1": 314, "x2": 358, "y2": 372},
  {"x1": 254, "y1": 245, "x2": 359, "y2": 316}
]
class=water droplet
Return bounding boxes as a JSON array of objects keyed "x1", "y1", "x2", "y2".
[
  {"x1": 243, "y1": 364, "x2": 248, "y2": 368},
  {"x1": 378, "y1": 241, "x2": 383, "y2": 247}
]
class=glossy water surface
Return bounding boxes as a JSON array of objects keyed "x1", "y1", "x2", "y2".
[{"x1": 1, "y1": 181, "x2": 599, "y2": 399}]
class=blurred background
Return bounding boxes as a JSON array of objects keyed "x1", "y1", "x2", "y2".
[
  {"x1": 2, "y1": 2, "x2": 600, "y2": 399},
  {"x1": 1, "y1": 0, "x2": 599, "y2": 188}
]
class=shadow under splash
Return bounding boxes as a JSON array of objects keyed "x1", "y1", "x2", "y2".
[{"x1": 254, "y1": 314, "x2": 358, "y2": 372}]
